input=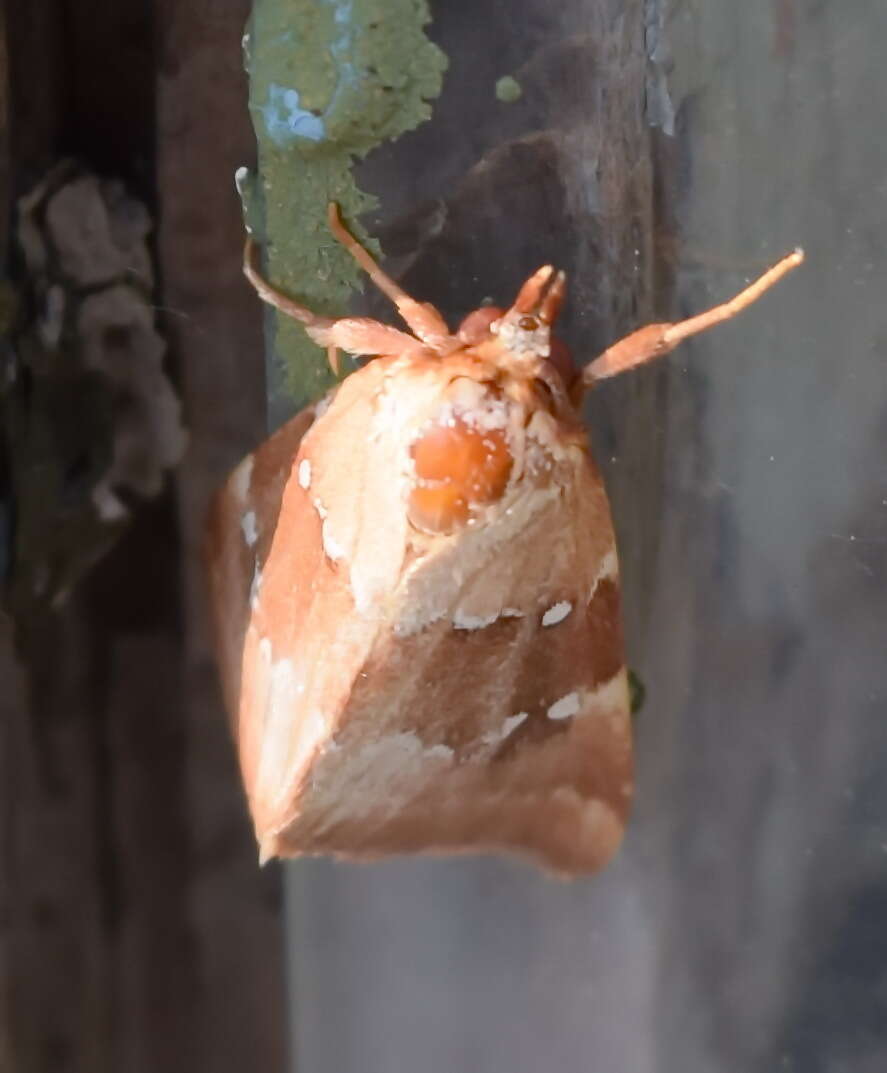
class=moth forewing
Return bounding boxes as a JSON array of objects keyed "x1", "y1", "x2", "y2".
[
  {"x1": 245, "y1": 363, "x2": 630, "y2": 873},
  {"x1": 204, "y1": 403, "x2": 320, "y2": 722}
]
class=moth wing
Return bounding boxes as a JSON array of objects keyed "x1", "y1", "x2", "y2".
[
  {"x1": 214, "y1": 359, "x2": 415, "y2": 846},
  {"x1": 204, "y1": 400, "x2": 319, "y2": 723},
  {"x1": 287, "y1": 442, "x2": 632, "y2": 876},
  {"x1": 208, "y1": 357, "x2": 631, "y2": 876}
]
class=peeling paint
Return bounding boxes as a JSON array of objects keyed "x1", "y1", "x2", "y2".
[{"x1": 259, "y1": 83, "x2": 327, "y2": 144}]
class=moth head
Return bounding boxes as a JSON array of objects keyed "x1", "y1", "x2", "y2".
[
  {"x1": 406, "y1": 268, "x2": 571, "y2": 534},
  {"x1": 486, "y1": 265, "x2": 566, "y2": 363}
]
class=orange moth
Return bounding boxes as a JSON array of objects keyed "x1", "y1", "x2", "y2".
[{"x1": 205, "y1": 205, "x2": 803, "y2": 875}]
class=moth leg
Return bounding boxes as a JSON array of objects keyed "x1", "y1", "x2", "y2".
[
  {"x1": 243, "y1": 237, "x2": 337, "y2": 342},
  {"x1": 327, "y1": 203, "x2": 458, "y2": 353},
  {"x1": 584, "y1": 248, "x2": 805, "y2": 384},
  {"x1": 244, "y1": 238, "x2": 424, "y2": 359},
  {"x1": 322, "y1": 316, "x2": 430, "y2": 359}
]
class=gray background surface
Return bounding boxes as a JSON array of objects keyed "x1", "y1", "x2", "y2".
[{"x1": 282, "y1": 2, "x2": 887, "y2": 1071}]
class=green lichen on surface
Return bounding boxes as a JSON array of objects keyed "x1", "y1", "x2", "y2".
[
  {"x1": 242, "y1": 0, "x2": 447, "y2": 411},
  {"x1": 628, "y1": 669, "x2": 646, "y2": 717},
  {"x1": 495, "y1": 75, "x2": 522, "y2": 103}
]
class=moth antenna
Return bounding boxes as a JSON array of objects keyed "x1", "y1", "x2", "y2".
[
  {"x1": 657, "y1": 249, "x2": 805, "y2": 348},
  {"x1": 243, "y1": 236, "x2": 336, "y2": 344},
  {"x1": 327, "y1": 203, "x2": 457, "y2": 353},
  {"x1": 512, "y1": 265, "x2": 556, "y2": 314},
  {"x1": 584, "y1": 248, "x2": 805, "y2": 383},
  {"x1": 539, "y1": 270, "x2": 566, "y2": 325}
]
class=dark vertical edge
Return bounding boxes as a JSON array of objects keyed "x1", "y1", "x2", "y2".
[
  {"x1": 2, "y1": 0, "x2": 199, "y2": 1070},
  {"x1": 0, "y1": 0, "x2": 17, "y2": 1002},
  {"x1": 154, "y1": 2, "x2": 287, "y2": 1072},
  {"x1": 0, "y1": 29, "x2": 10, "y2": 1067},
  {"x1": 3, "y1": 1, "x2": 108, "y2": 1070},
  {"x1": 0, "y1": 0, "x2": 10, "y2": 260},
  {"x1": 4, "y1": 0, "x2": 65, "y2": 193}
]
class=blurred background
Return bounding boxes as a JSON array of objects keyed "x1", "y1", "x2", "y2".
[{"x1": 2, "y1": 2, "x2": 885, "y2": 1072}]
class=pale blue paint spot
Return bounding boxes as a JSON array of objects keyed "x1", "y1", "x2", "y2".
[
  {"x1": 323, "y1": 0, "x2": 359, "y2": 118},
  {"x1": 253, "y1": 2, "x2": 372, "y2": 148},
  {"x1": 259, "y1": 84, "x2": 326, "y2": 145}
]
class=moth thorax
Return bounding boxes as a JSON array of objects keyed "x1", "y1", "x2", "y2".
[{"x1": 407, "y1": 382, "x2": 513, "y2": 534}]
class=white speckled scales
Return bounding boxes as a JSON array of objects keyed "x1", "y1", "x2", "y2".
[{"x1": 205, "y1": 352, "x2": 632, "y2": 876}]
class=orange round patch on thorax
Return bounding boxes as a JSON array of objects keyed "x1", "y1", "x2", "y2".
[{"x1": 408, "y1": 418, "x2": 513, "y2": 533}]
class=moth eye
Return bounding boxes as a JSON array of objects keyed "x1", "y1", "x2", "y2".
[
  {"x1": 408, "y1": 418, "x2": 513, "y2": 533},
  {"x1": 519, "y1": 315, "x2": 538, "y2": 331}
]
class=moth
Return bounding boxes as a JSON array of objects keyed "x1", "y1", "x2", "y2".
[{"x1": 205, "y1": 204, "x2": 802, "y2": 875}]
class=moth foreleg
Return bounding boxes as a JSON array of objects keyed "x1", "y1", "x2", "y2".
[
  {"x1": 244, "y1": 238, "x2": 425, "y2": 360},
  {"x1": 584, "y1": 248, "x2": 805, "y2": 384},
  {"x1": 243, "y1": 237, "x2": 337, "y2": 333},
  {"x1": 320, "y1": 317, "x2": 430, "y2": 359},
  {"x1": 327, "y1": 203, "x2": 458, "y2": 353}
]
